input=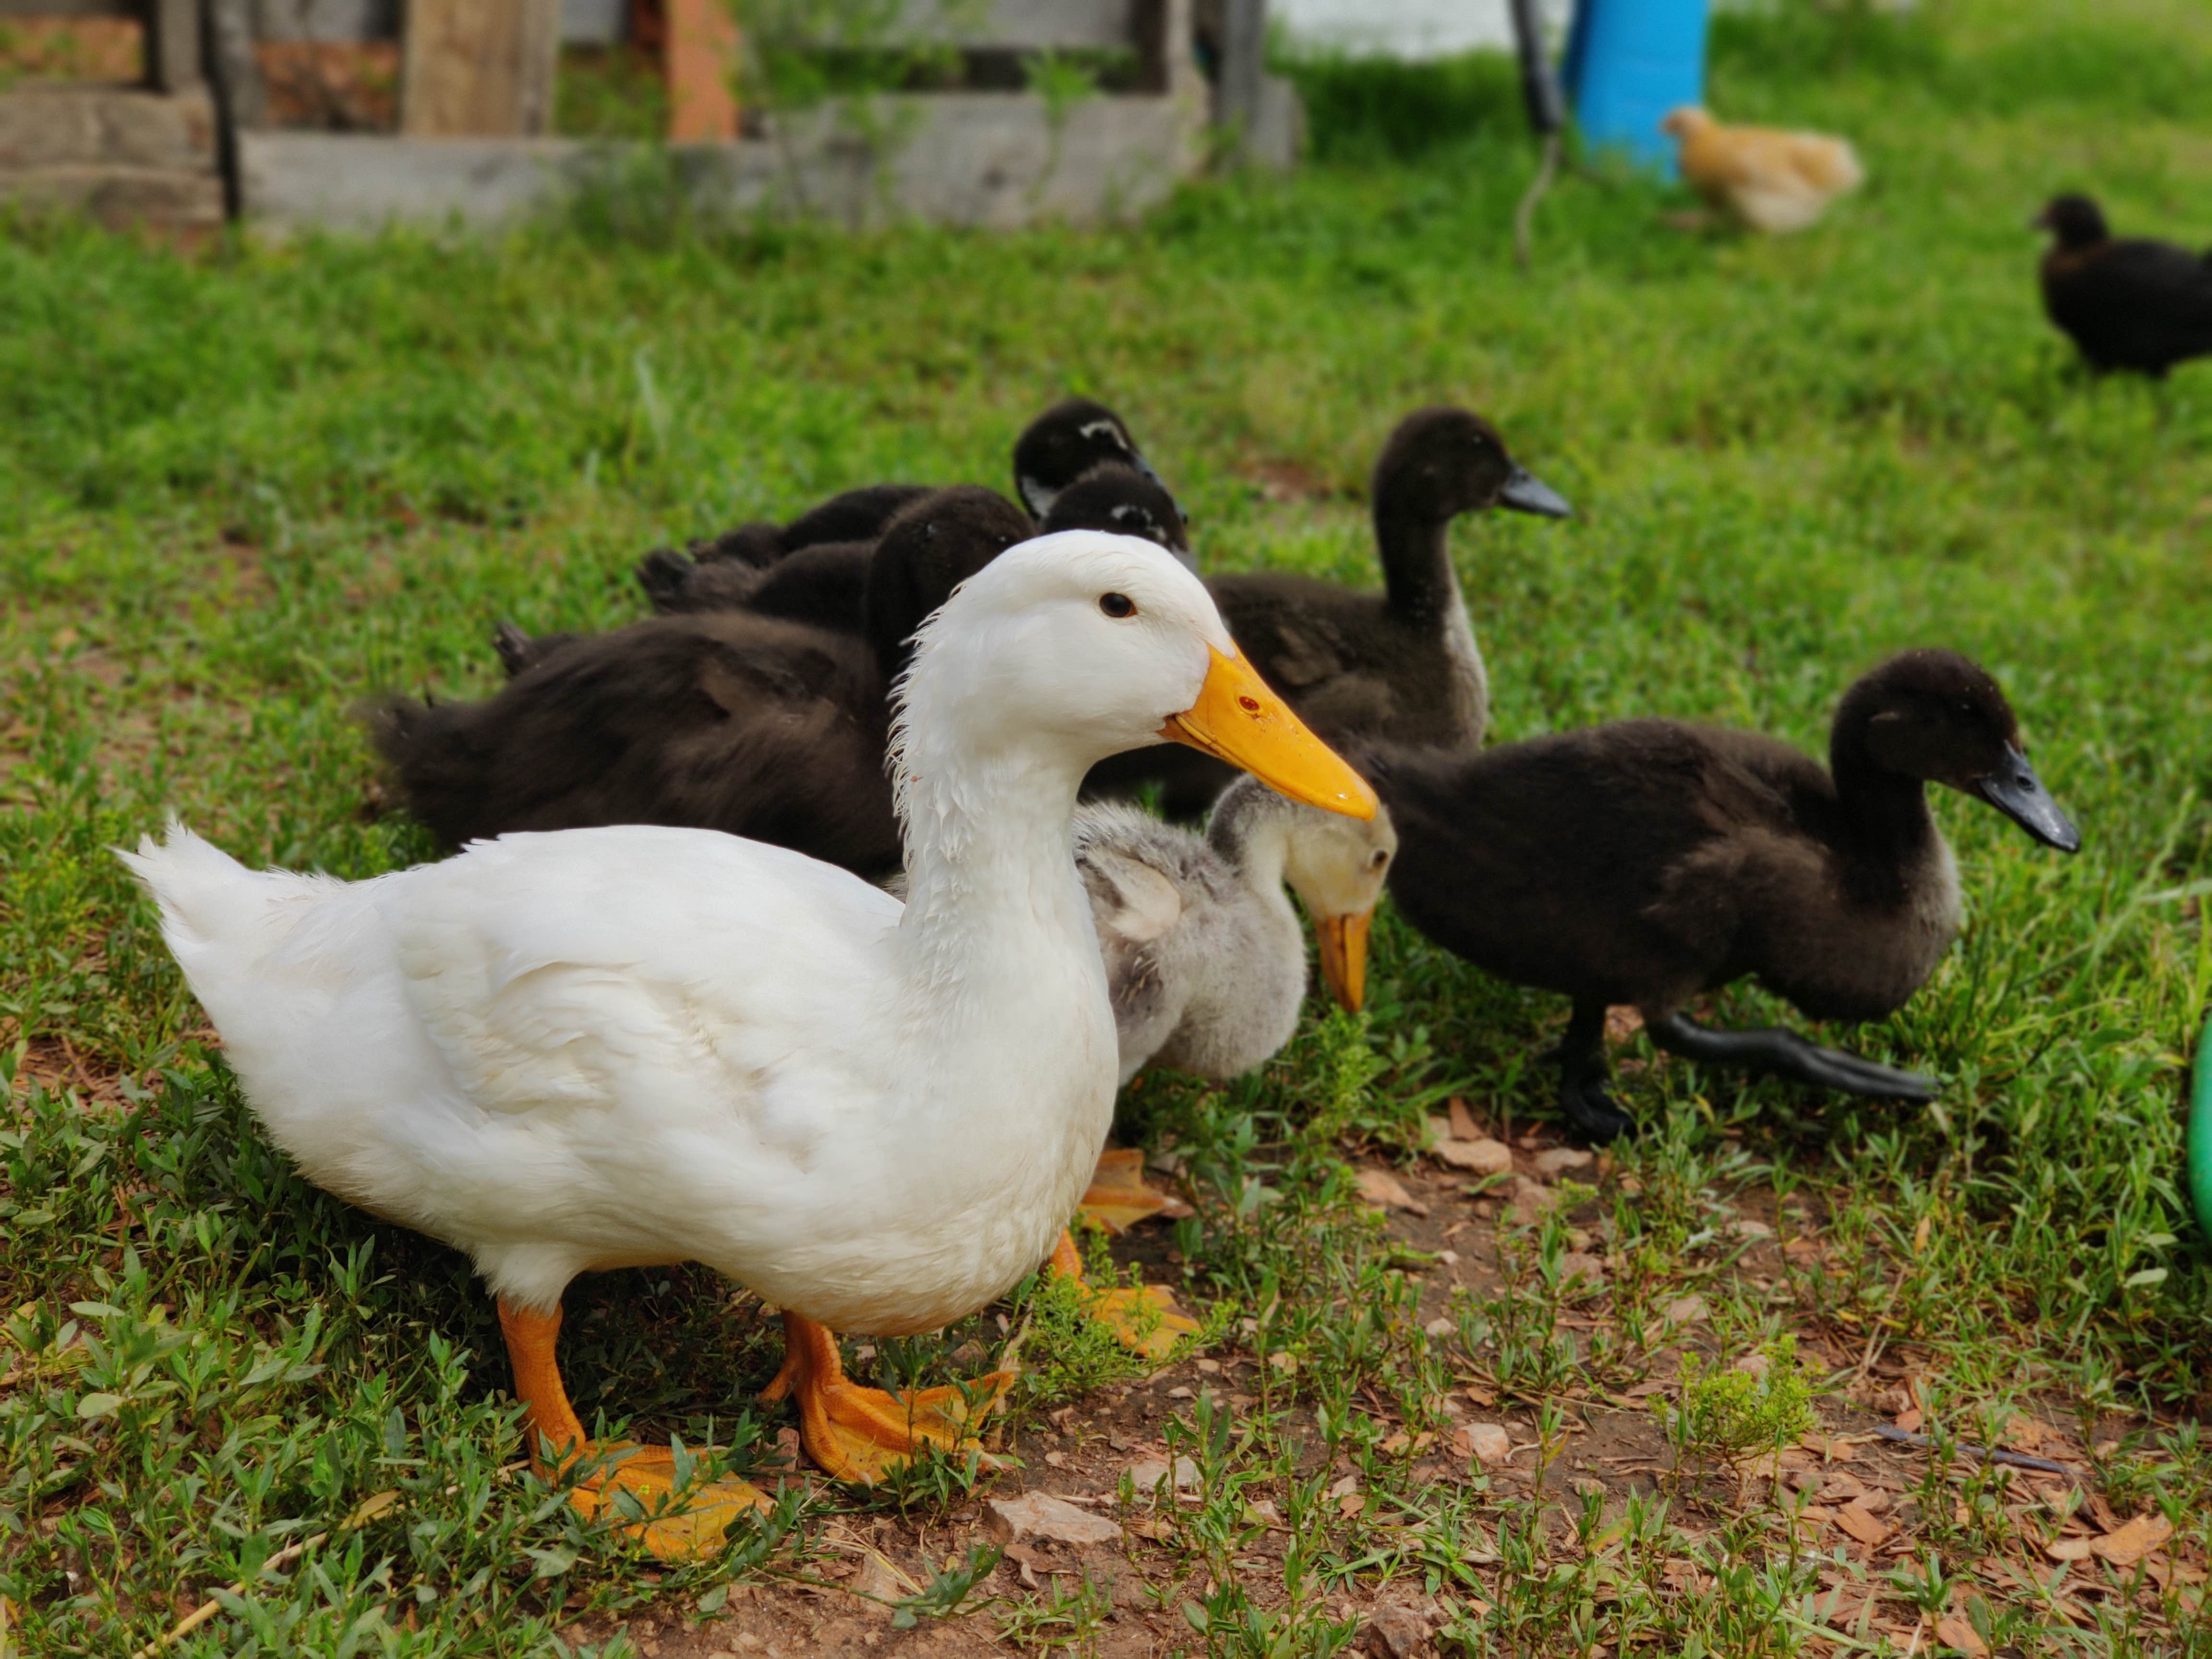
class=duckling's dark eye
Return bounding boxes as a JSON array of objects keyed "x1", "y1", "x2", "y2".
[
  {"x1": 1099, "y1": 592, "x2": 1136, "y2": 619},
  {"x1": 1370, "y1": 850, "x2": 1390, "y2": 869}
]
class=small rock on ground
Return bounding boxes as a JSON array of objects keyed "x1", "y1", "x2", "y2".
[
  {"x1": 984, "y1": 1492, "x2": 1119, "y2": 1547},
  {"x1": 1361, "y1": 1601, "x2": 1433, "y2": 1658}
]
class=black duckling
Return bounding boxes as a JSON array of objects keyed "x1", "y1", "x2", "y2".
[
  {"x1": 1043, "y1": 464, "x2": 1190, "y2": 566},
  {"x1": 372, "y1": 487, "x2": 1034, "y2": 880},
  {"x1": 640, "y1": 398, "x2": 1177, "y2": 615},
  {"x1": 1013, "y1": 397, "x2": 1177, "y2": 520},
  {"x1": 631, "y1": 483, "x2": 931, "y2": 610},
  {"x1": 1211, "y1": 406, "x2": 1569, "y2": 751},
  {"x1": 634, "y1": 530, "x2": 875, "y2": 617},
  {"x1": 574, "y1": 466, "x2": 1190, "y2": 671},
  {"x1": 1363, "y1": 649, "x2": 2080, "y2": 1143},
  {"x1": 496, "y1": 484, "x2": 1035, "y2": 679},
  {"x1": 1082, "y1": 407, "x2": 1569, "y2": 821},
  {"x1": 720, "y1": 463, "x2": 1192, "y2": 633},
  {"x1": 2034, "y1": 193, "x2": 2212, "y2": 378}
]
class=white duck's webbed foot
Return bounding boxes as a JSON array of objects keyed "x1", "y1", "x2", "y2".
[
  {"x1": 1047, "y1": 1226, "x2": 1201, "y2": 1362},
  {"x1": 498, "y1": 1297, "x2": 769, "y2": 1560},
  {"x1": 760, "y1": 1310, "x2": 1013, "y2": 1484}
]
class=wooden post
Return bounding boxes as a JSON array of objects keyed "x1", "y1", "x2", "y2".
[
  {"x1": 1215, "y1": 0, "x2": 1265, "y2": 144},
  {"x1": 663, "y1": 0, "x2": 735, "y2": 142},
  {"x1": 400, "y1": 0, "x2": 561, "y2": 136},
  {"x1": 145, "y1": 0, "x2": 204, "y2": 90},
  {"x1": 202, "y1": 0, "x2": 265, "y2": 130}
]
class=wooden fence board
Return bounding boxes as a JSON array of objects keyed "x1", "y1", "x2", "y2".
[{"x1": 398, "y1": 0, "x2": 557, "y2": 135}]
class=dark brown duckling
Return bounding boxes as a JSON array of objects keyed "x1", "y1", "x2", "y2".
[
  {"x1": 496, "y1": 485, "x2": 1030, "y2": 679},
  {"x1": 1363, "y1": 649, "x2": 2080, "y2": 1142},
  {"x1": 1211, "y1": 406, "x2": 1568, "y2": 751},
  {"x1": 2034, "y1": 193, "x2": 2212, "y2": 378},
  {"x1": 371, "y1": 487, "x2": 1034, "y2": 880},
  {"x1": 639, "y1": 397, "x2": 1178, "y2": 616},
  {"x1": 553, "y1": 466, "x2": 1192, "y2": 677},
  {"x1": 1081, "y1": 408, "x2": 1568, "y2": 821},
  {"x1": 1013, "y1": 397, "x2": 1178, "y2": 522},
  {"x1": 1042, "y1": 464, "x2": 1190, "y2": 565},
  {"x1": 725, "y1": 463, "x2": 1192, "y2": 632},
  {"x1": 632, "y1": 483, "x2": 931, "y2": 610}
]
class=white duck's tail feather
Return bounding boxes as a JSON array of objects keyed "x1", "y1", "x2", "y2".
[{"x1": 115, "y1": 820, "x2": 340, "y2": 960}]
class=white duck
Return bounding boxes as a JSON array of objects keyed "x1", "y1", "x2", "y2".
[
  {"x1": 122, "y1": 531, "x2": 1373, "y2": 1559},
  {"x1": 1076, "y1": 776, "x2": 1399, "y2": 1083}
]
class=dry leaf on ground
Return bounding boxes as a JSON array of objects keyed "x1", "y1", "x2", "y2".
[
  {"x1": 1354, "y1": 1167, "x2": 1427, "y2": 1215},
  {"x1": 1935, "y1": 1615, "x2": 1988, "y2": 1655},
  {"x1": 1835, "y1": 1501, "x2": 1891, "y2": 1547},
  {"x1": 2091, "y1": 1513, "x2": 2173, "y2": 1565},
  {"x1": 1434, "y1": 1136, "x2": 1514, "y2": 1176}
]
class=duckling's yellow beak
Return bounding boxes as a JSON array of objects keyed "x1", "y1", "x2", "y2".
[
  {"x1": 1313, "y1": 908, "x2": 1371, "y2": 1012},
  {"x1": 1161, "y1": 646, "x2": 1377, "y2": 820}
]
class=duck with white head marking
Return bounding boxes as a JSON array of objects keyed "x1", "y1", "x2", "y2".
[{"x1": 122, "y1": 530, "x2": 1371, "y2": 1557}]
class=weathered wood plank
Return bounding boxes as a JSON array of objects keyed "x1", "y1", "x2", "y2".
[
  {"x1": 664, "y1": 0, "x2": 734, "y2": 141},
  {"x1": 839, "y1": 0, "x2": 1134, "y2": 50},
  {"x1": 398, "y1": 0, "x2": 559, "y2": 136},
  {"x1": 145, "y1": 0, "x2": 204, "y2": 88},
  {"x1": 0, "y1": 0, "x2": 132, "y2": 20}
]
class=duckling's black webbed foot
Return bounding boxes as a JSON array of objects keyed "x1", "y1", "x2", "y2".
[
  {"x1": 1551, "y1": 998, "x2": 1635, "y2": 1143},
  {"x1": 1646, "y1": 1013, "x2": 1936, "y2": 1102},
  {"x1": 1558, "y1": 1072, "x2": 1634, "y2": 1143}
]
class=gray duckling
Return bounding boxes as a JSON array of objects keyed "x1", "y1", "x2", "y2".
[{"x1": 1074, "y1": 776, "x2": 1399, "y2": 1085}]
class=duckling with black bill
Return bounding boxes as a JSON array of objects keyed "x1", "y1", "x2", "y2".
[
  {"x1": 668, "y1": 465, "x2": 1192, "y2": 641},
  {"x1": 1209, "y1": 406, "x2": 1568, "y2": 752},
  {"x1": 1083, "y1": 407, "x2": 1567, "y2": 821},
  {"x1": 1363, "y1": 650, "x2": 2080, "y2": 1142},
  {"x1": 640, "y1": 397, "x2": 1182, "y2": 615},
  {"x1": 373, "y1": 487, "x2": 1035, "y2": 881},
  {"x1": 2032, "y1": 192, "x2": 2212, "y2": 378}
]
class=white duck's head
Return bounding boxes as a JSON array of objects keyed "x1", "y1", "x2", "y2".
[{"x1": 892, "y1": 530, "x2": 1375, "y2": 826}]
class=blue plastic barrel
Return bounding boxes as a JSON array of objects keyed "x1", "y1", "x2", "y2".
[{"x1": 1562, "y1": 0, "x2": 1710, "y2": 176}]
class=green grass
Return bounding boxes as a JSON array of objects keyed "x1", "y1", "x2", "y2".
[{"x1": 6, "y1": 0, "x2": 2212, "y2": 1650}]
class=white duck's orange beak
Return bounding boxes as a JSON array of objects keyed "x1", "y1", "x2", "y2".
[
  {"x1": 1160, "y1": 646, "x2": 1377, "y2": 820},
  {"x1": 1313, "y1": 908, "x2": 1372, "y2": 1012}
]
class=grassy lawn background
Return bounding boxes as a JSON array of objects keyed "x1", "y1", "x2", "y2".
[{"x1": 4, "y1": 0, "x2": 2212, "y2": 1651}]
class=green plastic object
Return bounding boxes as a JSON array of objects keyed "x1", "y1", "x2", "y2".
[{"x1": 2192, "y1": 1013, "x2": 2212, "y2": 1238}]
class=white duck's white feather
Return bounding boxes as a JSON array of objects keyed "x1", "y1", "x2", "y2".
[{"x1": 123, "y1": 531, "x2": 1237, "y2": 1334}]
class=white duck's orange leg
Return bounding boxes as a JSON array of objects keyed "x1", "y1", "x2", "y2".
[
  {"x1": 1077, "y1": 1145, "x2": 1176, "y2": 1233},
  {"x1": 498, "y1": 1297, "x2": 769, "y2": 1560},
  {"x1": 759, "y1": 1311, "x2": 1013, "y2": 1483},
  {"x1": 1048, "y1": 1227, "x2": 1200, "y2": 1361}
]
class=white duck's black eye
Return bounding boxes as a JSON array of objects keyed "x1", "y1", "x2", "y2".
[
  {"x1": 1099, "y1": 592, "x2": 1136, "y2": 619},
  {"x1": 1370, "y1": 850, "x2": 1390, "y2": 869}
]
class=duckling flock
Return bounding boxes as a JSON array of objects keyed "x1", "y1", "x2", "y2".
[{"x1": 123, "y1": 396, "x2": 2081, "y2": 1555}]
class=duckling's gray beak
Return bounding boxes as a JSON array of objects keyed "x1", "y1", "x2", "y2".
[
  {"x1": 1976, "y1": 745, "x2": 2080, "y2": 853},
  {"x1": 1498, "y1": 466, "x2": 1572, "y2": 519}
]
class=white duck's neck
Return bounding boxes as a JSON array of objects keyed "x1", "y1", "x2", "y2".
[{"x1": 892, "y1": 734, "x2": 1100, "y2": 993}]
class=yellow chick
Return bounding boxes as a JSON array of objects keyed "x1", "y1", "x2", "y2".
[{"x1": 1659, "y1": 106, "x2": 1863, "y2": 233}]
